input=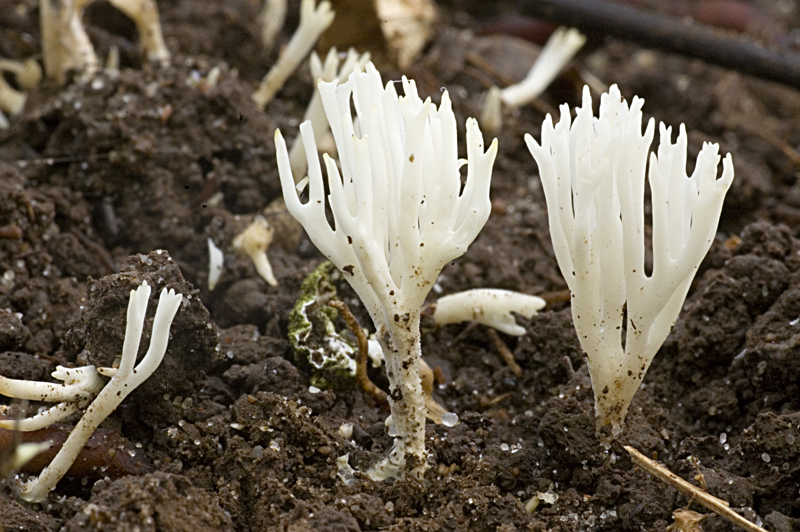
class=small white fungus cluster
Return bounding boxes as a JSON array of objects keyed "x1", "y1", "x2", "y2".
[
  {"x1": 526, "y1": 85, "x2": 734, "y2": 441},
  {"x1": 275, "y1": 61, "x2": 497, "y2": 478},
  {"x1": 0, "y1": 281, "x2": 182, "y2": 501}
]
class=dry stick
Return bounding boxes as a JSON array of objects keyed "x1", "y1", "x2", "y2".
[
  {"x1": 328, "y1": 301, "x2": 387, "y2": 403},
  {"x1": 518, "y1": 0, "x2": 800, "y2": 90},
  {"x1": 486, "y1": 328, "x2": 523, "y2": 378},
  {"x1": 624, "y1": 446, "x2": 768, "y2": 532},
  {"x1": 733, "y1": 119, "x2": 800, "y2": 167}
]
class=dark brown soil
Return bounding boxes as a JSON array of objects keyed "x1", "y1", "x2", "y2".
[{"x1": 1, "y1": 0, "x2": 800, "y2": 530}]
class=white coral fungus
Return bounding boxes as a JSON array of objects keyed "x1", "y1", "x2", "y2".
[
  {"x1": 252, "y1": 0, "x2": 334, "y2": 110},
  {"x1": 275, "y1": 62, "x2": 497, "y2": 477},
  {"x1": 0, "y1": 281, "x2": 182, "y2": 501},
  {"x1": 525, "y1": 85, "x2": 734, "y2": 442}
]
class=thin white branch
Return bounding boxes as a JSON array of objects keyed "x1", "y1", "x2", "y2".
[
  {"x1": 107, "y1": 0, "x2": 171, "y2": 66},
  {"x1": 18, "y1": 282, "x2": 182, "y2": 502},
  {"x1": 252, "y1": 0, "x2": 334, "y2": 110},
  {"x1": 261, "y1": 0, "x2": 288, "y2": 51},
  {"x1": 501, "y1": 27, "x2": 585, "y2": 109},
  {"x1": 207, "y1": 238, "x2": 224, "y2": 291},
  {"x1": 233, "y1": 216, "x2": 278, "y2": 287},
  {"x1": 0, "y1": 366, "x2": 103, "y2": 408},
  {"x1": 289, "y1": 47, "x2": 370, "y2": 180},
  {"x1": 433, "y1": 289, "x2": 546, "y2": 336},
  {"x1": 40, "y1": 0, "x2": 169, "y2": 84},
  {"x1": 4, "y1": 402, "x2": 82, "y2": 432}
]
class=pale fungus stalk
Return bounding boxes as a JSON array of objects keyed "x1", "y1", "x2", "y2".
[
  {"x1": 207, "y1": 238, "x2": 224, "y2": 290},
  {"x1": 525, "y1": 85, "x2": 733, "y2": 443},
  {"x1": 0, "y1": 76, "x2": 26, "y2": 117},
  {"x1": 500, "y1": 27, "x2": 585, "y2": 109},
  {"x1": 289, "y1": 47, "x2": 370, "y2": 181},
  {"x1": 261, "y1": 0, "x2": 288, "y2": 51},
  {"x1": 252, "y1": 0, "x2": 335, "y2": 110},
  {"x1": 432, "y1": 288, "x2": 546, "y2": 336},
  {"x1": 0, "y1": 58, "x2": 43, "y2": 91},
  {"x1": 480, "y1": 86, "x2": 503, "y2": 135},
  {"x1": 233, "y1": 215, "x2": 278, "y2": 287},
  {"x1": 40, "y1": 0, "x2": 169, "y2": 84},
  {"x1": 105, "y1": 45, "x2": 121, "y2": 74},
  {"x1": 107, "y1": 0, "x2": 171, "y2": 66},
  {"x1": 5, "y1": 443, "x2": 52, "y2": 475},
  {"x1": 0, "y1": 281, "x2": 182, "y2": 502},
  {"x1": 40, "y1": 0, "x2": 98, "y2": 85},
  {"x1": 275, "y1": 62, "x2": 497, "y2": 478},
  {"x1": 418, "y1": 358, "x2": 447, "y2": 424}
]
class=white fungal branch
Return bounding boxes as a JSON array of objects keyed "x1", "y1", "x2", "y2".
[
  {"x1": 0, "y1": 57, "x2": 43, "y2": 91},
  {"x1": 500, "y1": 27, "x2": 585, "y2": 109},
  {"x1": 107, "y1": 0, "x2": 170, "y2": 66},
  {"x1": 432, "y1": 288, "x2": 546, "y2": 336},
  {"x1": 289, "y1": 47, "x2": 370, "y2": 180},
  {"x1": 252, "y1": 0, "x2": 335, "y2": 110},
  {"x1": 0, "y1": 366, "x2": 104, "y2": 431},
  {"x1": 261, "y1": 0, "x2": 288, "y2": 51},
  {"x1": 207, "y1": 238, "x2": 224, "y2": 290},
  {"x1": 233, "y1": 215, "x2": 278, "y2": 287},
  {"x1": 40, "y1": 0, "x2": 98, "y2": 85},
  {"x1": 0, "y1": 57, "x2": 42, "y2": 119},
  {"x1": 0, "y1": 281, "x2": 182, "y2": 502},
  {"x1": 275, "y1": 62, "x2": 497, "y2": 477},
  {"x1": 40, "y1": 0, "x2": 170, "y2": 85},
  {"x1": 525, "y1": 85, "x2": 733, "y2": 442}
]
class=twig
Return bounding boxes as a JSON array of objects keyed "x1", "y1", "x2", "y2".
[
  {"x1": 732, "y1": 119, "x2": 800, "y2": 167},
  {"x1": 518, "y1": 0, "x2": 800, "y2": 90},
  {"x1": 625, "y1": 446, "x2": 768, "y2": 532},
  {"x1": 328, "y1": 300, "x2": 387, "y2": 403},
  {"x1": 486, "y1": 328, "x2": 523, "y2": 377}
]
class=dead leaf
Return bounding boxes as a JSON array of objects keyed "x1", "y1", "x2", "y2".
[
  {"x1": 666, "y1": 509, "x2": 707, "y2": 532},
  {"x1": 318, "y1": 0, "x2": 436, "y2": 68},
  {"x1": 377, "y1": 0, "x2": 437, "y2": 68}
]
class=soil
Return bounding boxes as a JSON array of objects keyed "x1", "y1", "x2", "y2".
[{"x1": 1, "y1": 0, "x2": 800, "y2": 530}]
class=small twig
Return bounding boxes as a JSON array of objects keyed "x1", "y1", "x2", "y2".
[
  {"x1": 732, "y1": 118, "x2": 800, "y2": 167},
  {"x1": 451, "y1": 321, "x2": 481, "y2": 345},
  {"x1": 328, "y1": 300, "x2": 387, "y2": 404},
  {"x1": 466, "y1": 52, "x2": 516, "y2": 87},
  {"x1": 625, "y1": 446, "x2": 768, "y2": 532},
  {"x1": 479, "y1": 391, "x2": 514, "y2": 408},
  {"x1": 518, "y1": 0, "x2": 800, "y2": 90},
  {"x1": 486, "y1": 328, "x2": 523, "y2": 377}
]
